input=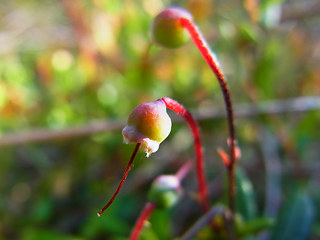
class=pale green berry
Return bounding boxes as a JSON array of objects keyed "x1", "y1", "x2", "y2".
[
  {"x1": 152, "y1": 7, "x2": 192, "y2": 48},
  {"x1": 148, "y1": 175, "x2": 181, "y2": 209},
  {"x1": 122, "y1": 99, "x2": 172, "y2": 156}
]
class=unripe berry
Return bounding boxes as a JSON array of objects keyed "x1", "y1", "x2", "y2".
[
  {"x1": 148, "y1": 175, "x2": 181, "y2": 209},
  {"x1": 152, "y1": 7, "x2": 192, "y2": 48},
  {"x1": 122, "y1": 99, "x2": 172, "y2": 156}
]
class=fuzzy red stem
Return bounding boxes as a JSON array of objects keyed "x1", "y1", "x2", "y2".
[
  {"x1": 130, "y1": 202, "x2": 156, "y2": 240},
  {"x1": 97, "y1": 143, "x2": 141, "y2": 216},
  {"x1": 179, "y1": 18, "x2": 237, "y2": 213},
  {"x1": 161, "y1": 97, "x2": 210, "y2": 212}
]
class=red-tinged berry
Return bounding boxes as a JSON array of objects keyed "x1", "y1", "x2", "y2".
[
  {"x1": 122, "y1": 99, "x2": 172, "y2": 157},
  {"x1": 152, "y1": 7, "x2": 192, "y2": 48}
]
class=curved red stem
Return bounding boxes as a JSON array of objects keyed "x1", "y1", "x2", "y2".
[
  {"x1": 179, "y1": 18, "x2": 237, "y2": 213},
  {"x1": 161, "y1": 97, "x2": 210, "y2": 212},
  {"x1": 129, "y1": 202, "x2": 156, "y2": 240},
  {"x1": 97, "y1": 143, "x2": 141, "y2": 216}
]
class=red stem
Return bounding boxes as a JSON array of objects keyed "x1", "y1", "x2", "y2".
[
  {"x1": 97, "y1": 143, "x2": 141, "y2": 216},
  {"x1": 161, "y1": 97, "x2": 210, "y2": 212},
  {"x1": 176, "y1": 160, "x2": 192, "y2": 181},
  {"x1": 179, "y1": 18, "x2": 236, "y2": 212},
  {"x1": 130, "y1": 202, "x2": 156, "y2": 240}
]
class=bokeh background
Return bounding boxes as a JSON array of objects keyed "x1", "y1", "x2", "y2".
[{"x1": 0, "y1": 0, "x2": 319, "y2": 239}]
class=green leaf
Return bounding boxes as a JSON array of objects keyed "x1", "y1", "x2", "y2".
[
  {"x1": 236, "y1": 169, "x2": 257, "y2": 221},
  {"x1": 149, "y1": 209, "x2": 171, "y2": 240},
  {"x1": 236, "y1": 217, "x2": 274, "y2": 238},
  {"x1": 237, "y1": 23, "x2": 258, "y2": 44},
  {"x1": 139, "y1": 226, "x2": 160, "y2": 240},
  {"x1": 270, "y1": 190, "x2": 315, "y2": 240},
  {"x1": 260, "y1": 0, "x2": 285, "y2": 27},
  {"x1": 260, "y1": 0, "x2": 285, "y2": 10}
]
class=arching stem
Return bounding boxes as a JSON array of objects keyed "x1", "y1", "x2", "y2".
[
  {"x1": 97, "y1": 143, "x2": 141, "y2": 216},
  {"x1": 161, "y1": 97, "x2": 210, "y2": 212},
  {"x1": 179, "y1": 18, "x2": 237, "y2": 213}
]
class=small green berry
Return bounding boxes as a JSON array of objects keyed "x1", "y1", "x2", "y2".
[
  {"x1": 152, "y1": 7, "x2": 192, "y2": 48},
  {"x1": 122, "y1": 99, "x2": 172, "y2": 156},
  {"x1": 148, "y1": 175, "x2": 181, "y2": 209}
]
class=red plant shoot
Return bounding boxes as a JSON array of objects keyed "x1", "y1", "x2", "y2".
[
  {"x1": 152, "y1": 7, "x2": 237, "y2": 212},
  {"x1": 97, "y1": 143, "x2": 141, "y2": 216},
  {"x1": 130, "y1": 202, "x2": 156, "y2": 240},
  {"x1": 179, "y1": 17, "x2": 237, "y2": 213},
  {"x1": 162, "y1": 97, "x2": 210, "y2": 212}
]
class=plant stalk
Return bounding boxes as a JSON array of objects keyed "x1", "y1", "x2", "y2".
[
  {"x1": 129, "y1": 202, "x2": 156, "y2": 240},
  {"x1": 97, "y1": 143, "x2": 141, "y2": 216},
  {"x1": 162, "y1": 97, "x2": 210, "y2": 212},
  {"x1": 179, "y1": 18, "x2": 237, "y2": 213}
]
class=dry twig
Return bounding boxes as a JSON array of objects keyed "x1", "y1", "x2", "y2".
[
  {"x1": 180, "y1": 205, "x2": 234, "y2": 240},
  {"x1": 0, "y1": 96, "x2": 319, "y2": 147}
]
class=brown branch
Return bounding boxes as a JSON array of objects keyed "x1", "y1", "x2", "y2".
[
  {"x1": 281, "y1": 0, "x2": 320, "y2": 23},
  {"x1": 0, "y1": 119, "x2": 125, "y2": 147},
  {"x1": 0, "y1": 96, "x2": 319, "y2": 147},
  {"x1": 180, "y1": 205, "x2": 235, "y2": 240},
  {"x1": 195, "y1": 96, "x2": 320, "y2": 120}
]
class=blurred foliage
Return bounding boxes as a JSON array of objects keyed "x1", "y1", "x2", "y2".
[{"x1": 0, "y1": 0, "x2": 319, "y2": 239}]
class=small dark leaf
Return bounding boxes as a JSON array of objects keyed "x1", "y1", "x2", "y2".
[
  {"x1": 236, "y1": 217, "x2": 274, "y2": 238},
  {"x1": 236, "y1": 169, "x2": 257, "y2": 221}
]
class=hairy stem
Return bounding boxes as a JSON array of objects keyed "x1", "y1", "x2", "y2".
[
  {"x1": 97, "y1": 143, "x2": 141, "y2": 216},
  {"x1": 129, "y1": 202, "x2": 156, "y2": 240},
  {"x1": 161, "y1": 97, "x2": 210, "y2": 212},
  {"x1": 179, "y1": 18, "x2": 237, "y2": 213}
]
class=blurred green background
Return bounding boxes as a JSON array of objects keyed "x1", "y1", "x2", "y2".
[{"x1": 0, "y1": 0, "x2": 319, "y2": 239}]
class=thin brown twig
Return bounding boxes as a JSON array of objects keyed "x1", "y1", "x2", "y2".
[
  {"x1": 0, "y1": 96, "x2": 319, "y2": 147},
  {"x1": 281, "y1": 0, "x2": 320, "y2": 23},
  {"x1": 0, "y1": 119, "x2": 125, "y2": 147},
  {"x1": 180, "y1": 205, "x2": 234, "y2": 240}
]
